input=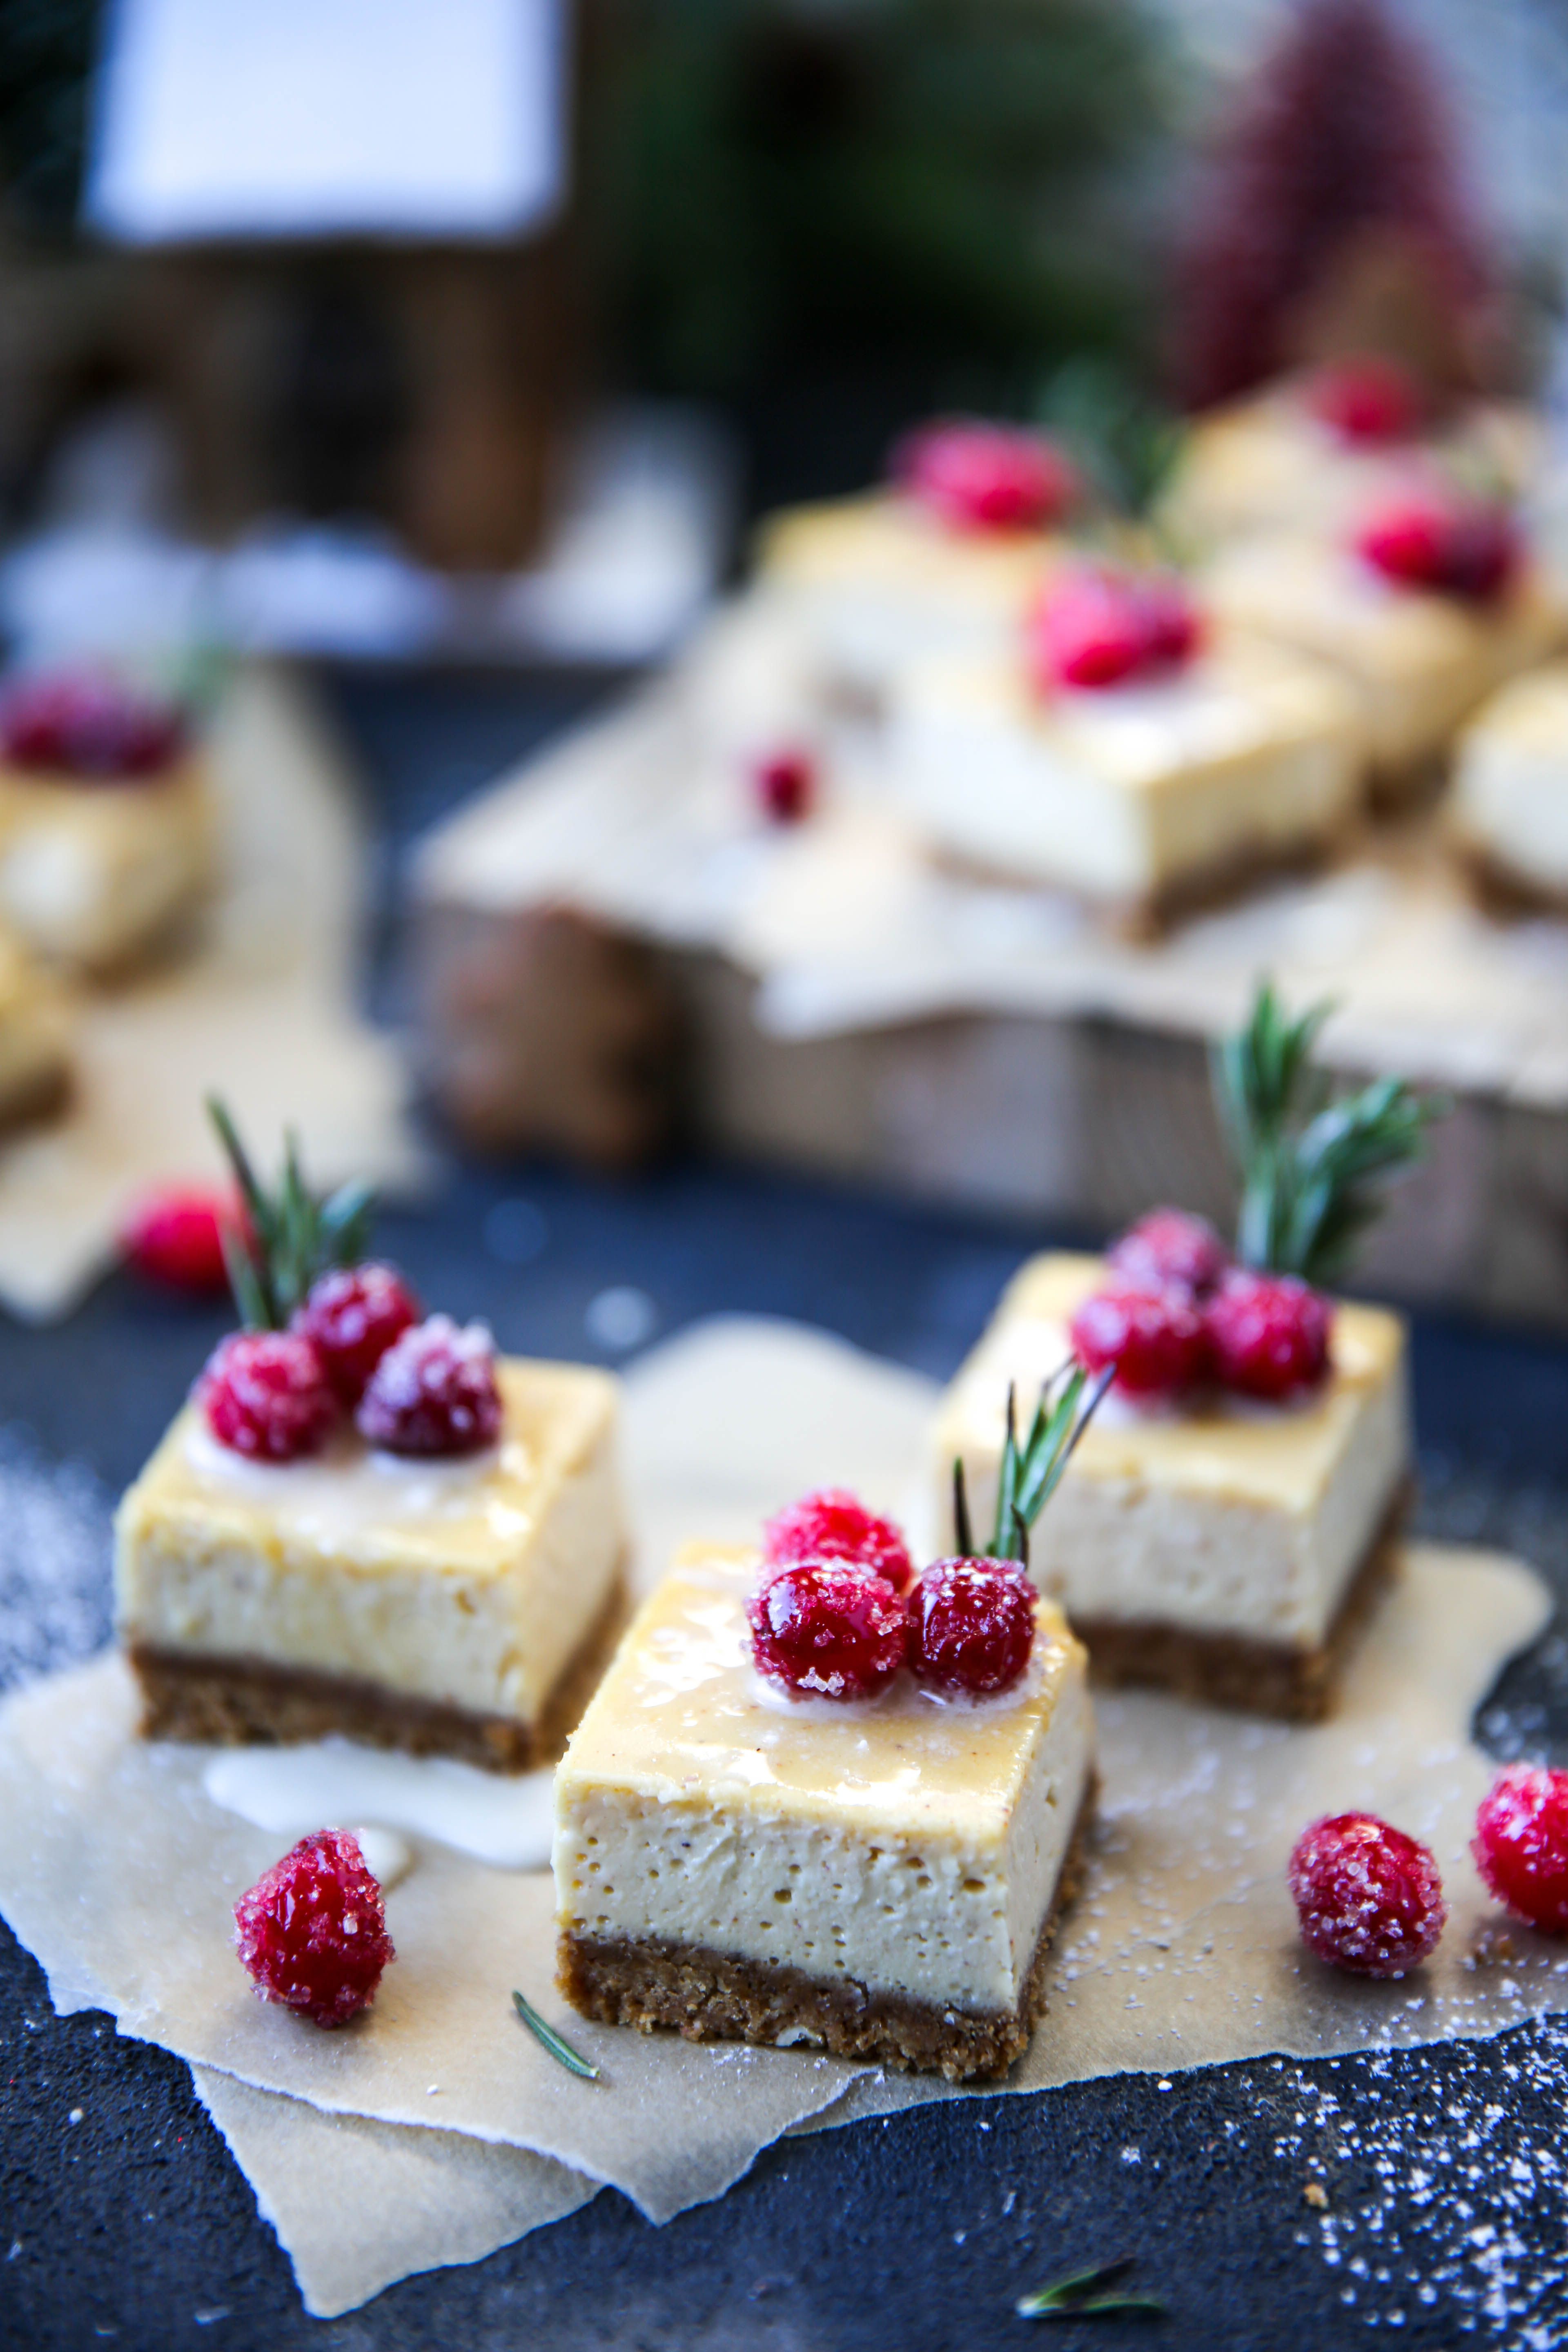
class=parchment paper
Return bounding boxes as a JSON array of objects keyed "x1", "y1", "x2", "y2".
[
  {"x1": 411, "y1": 618, "x2": 1568, "y2": 1108},
  {"x1": 0, "y1": 662, "x2": 420, "y2": 1321},
  {"x1": 0, "y1": 1319, "x2": 1561, "y2": 2318}
]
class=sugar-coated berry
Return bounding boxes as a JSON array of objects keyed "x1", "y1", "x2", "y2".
[
  {"x1": 1357, "y1": 493, "x2": 1519, "y2": 605},
  {"x1": 1307, "y1": 356, "x2": 1423, "y2": 445},
  {"x1": 748, "y1": 1561, "x2": 909, "y2": 1700},
  {"x1": 356, "y1": 1313, "x2": 503, "y2": 1456},
  {"x1": 897, "y1": 418, "x2": 1076, "y2": 534},
  {"x1": 298, "y1": 1263, "x2": 421, "y2": 1406},
  {"x1": 234, "y1": 1829, "x2": 395, "y2": 2027},
  {"x1": 762, "y1": 1487, "x2": 913, "y2": 1592},
  {"x1": 122, "y1": 1183, "x2": 239, "y2": 1295},
  {"x1": 1069, "y1": 1278, "x2": 1210, "y2": 1397},
  {"x1": 753, "y1": 747, "x2": 816, "y2": 824},
  {"x1": 200, "y1": 1330, "x2": 339, "y2": 1461},
  {"x1": 0, "y1": 673, "x2": 185, "y2": 780},
  {"x1": 1107, "y1": 1207, "x2": 1230, "y2": 1299},
  {"x1": 909, "y1": 1557, "x2": 1035, "y2": 1695},
  {"x1": 1029, "y1": 565, "x2": 1202, "y2": 693},
  {"x1": 1473, "y1": 1764, "x2": 1568, "y2": 1935},
  {"x1": 1288, "y1": 1812, "x2": 1446, "y2": 1978},
  {"x1": 1205, "y1": 1268, "x2": 1331, "y2": 1399}
]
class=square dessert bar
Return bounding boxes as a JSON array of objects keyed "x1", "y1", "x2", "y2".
[
  {"x1": 933, "y1": 1254, "x2": 1409, "y2": 1720},
  {"x1": 1448, "y1": 664, "x2": 1568, "y2": 909},
  {"x1": 0, "y1": 749, "x2": 213, "y2": 971},
  {"x1": 889, "y1": 636, "x2": 1362, "y2": 925},
  {"x1": 116, "y1": 1359, "x2": 625, "y2": 1771},
  {"x1": 554, "y1": 1546, "x2": 1094, "y2": 2082}
]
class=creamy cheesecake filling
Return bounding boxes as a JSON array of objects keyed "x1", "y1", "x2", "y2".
[
  {"x1": 115, "y1": 1363, "x2": 624, "y2": 1724},
  {"x1": 890, "y1": 644, "x2": 1360, "y2": 899},
  {"x1": 933, "y1": 1254, "x2": 1408, "y2": 1650},
  {"x1": 554, "y1": 1553, "x2": 1093, "y2": 2016},
  {"x1": 0, "y1": 758, "x2": 210, "y2": 967},
  {"x1": 1452, "y1": 666, "x2": 1568, "y2": 892}
]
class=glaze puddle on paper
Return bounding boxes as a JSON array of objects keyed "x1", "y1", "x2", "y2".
[{"x1": 203, "y1": 1742, "x2": 556, "y2": 1873}]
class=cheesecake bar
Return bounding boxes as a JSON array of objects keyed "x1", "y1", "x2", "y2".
[
  {"x1": 1203, "y1": 535, "x2": 1565, "y2": 796},
  {"x1": 116, "y1": 1357, "x2": 626, "y2": 1771},
  {"x1": 1448, "y1": 663, "x2": 1568, "y2": 908},
  {"x1": 0, "y1": 922, "x2": 71, "y2": 1129},
  {"x1": 887, "y1": 634, "x2": 1362, "y2": 923},
  {"x1": 933, "y1": 1252, "x2": 1409, "y2": 1719},
  {"x1": 554, "y1": 1544, "x2": 1094, "y2": 2081},
  {"x1": 0, "y1": 745, "x2": 213, "y2": 972}
]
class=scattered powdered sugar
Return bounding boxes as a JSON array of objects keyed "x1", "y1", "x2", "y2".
[{"x1": 0, "y1": 1428, "x2": 113, "y2": 1695}]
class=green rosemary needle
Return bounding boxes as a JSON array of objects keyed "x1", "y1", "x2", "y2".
[{"x1": 511, "y1": 1989, "x2": 600, "y2": 2080}]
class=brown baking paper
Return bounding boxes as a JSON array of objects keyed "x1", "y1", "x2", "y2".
[
  {"x1": 0, "y1": 1320, "x2": 1561, "y2": 2315},
  {"x1": 0, "y1": 662, "x2": 420, "y2": 1321}
]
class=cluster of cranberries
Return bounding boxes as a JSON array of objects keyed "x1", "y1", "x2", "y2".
[
  {"x1": 200, "y1": 1264, "x2": 503, "y2": 1463},
  {"x1": 1305, "y1": 356, "x2": 1424, "y2": 447},
  {"x1": 746, "y1": 1487, "x2": 1035, "y2": 1702},
  {"x1": 896, "y1": 418, "x2": 1078, "y2": 535},
  {"x1": 1356, "y1": 488, "x2": 1520, "y2": 605},
  {"x1": 1069, "y1": 1207, "x2": 1331, "y2": 1404},
  {"x1": 234, "y1": 1829, "x2": 394, "y2": 2026},
  {"x1": 1290, "y1": 1764, "x2": 1568, "y2": 1978},
  {"x1": 0, "y1": 672, "x2": 186, "y2": 780},
  {"x1": 1028, "y1": 564, "x2": 1203, "y2": 694}
]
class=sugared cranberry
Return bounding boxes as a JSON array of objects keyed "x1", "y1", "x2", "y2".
[
  {"x1": 748, "y1": 1562, "x2": 908, "y2": 1700},
  {"x1": 122, "y1": 1183, "x2": 241, "y2": 1296},
  {"x1": 356, "y1": 1313, "x2": 503, "y2": 1457},
  {"x1": 1288, "y1": 1812, "x2": 1446, "y2": 1978},
  {"x1": 298, "y1": 1263, "x2": 421, "y2": 1406},
  {"x1": 234, "y1": 1829, "x2": 395, "y2": 2027},
  {"x1": 753, "y1": 747, "x2": 816, "y2": 825},
  {"x1": 1069, "y1": 1279, "x2": 1209, "y2": 1397},
  {"x1": 0, "y1": 673, "x2": 185, "y2": 780},
  {"x1": 910, "y1": 1557, "x2": 1035, "y2": 1695},
  {"x1": 762, "y1": 1487, "x2": 913, "y2": 1592},
  {"x1": 200, "y1": 1330, "x2": 338, "y2": 1461},
  {"x1": 1107, "y1": 1207, "x2": 1230, "y2": 1299},
  {"x1": 1029, "y1": 565, "x2": 1203, "y2": 693},
  {"x1": 1205, "y1": 1268, "x2": 1331, "y2": 1399},
  {"x1": 897, "y1": 419, "x2": 1076, "y2": 534},
  {"x1": 1357, "y1": 493, "x2": 1519, "y2": 605},
  {"x1": 1307, "y1": 357, "x2": 1423, "y2": 445},
  {"x1": 1473, "y1": 1764, "x2": 1568, "y2": 1935}
]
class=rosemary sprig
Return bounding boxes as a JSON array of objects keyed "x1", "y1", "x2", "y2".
[
  {"x1": 1036, "y1": 356, "x2": 1186, "y2": 545},
  {"x1": 1017, "y1": 2258, "x2": 1165, "y2": 2322},
  {"x1": 953, "y1": 1359, "x2": 1112, "y2": 1572},
  {"x1": 511, "y1": 1990, "x2": 600, "y2": 2080},
  {"x1": 1212, "y1": 981, "x2": 1446, "y2": 1287},
  {"x1": 207, "y1": 1095, "x2": 376, "y2": 1330}
]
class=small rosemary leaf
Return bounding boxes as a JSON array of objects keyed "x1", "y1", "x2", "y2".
[
  {"x1": 1016, "y1": 2259, "x2": 1133, "y2": 2314},
  {"x1": 512, "y1": 1990, "x2": 600, "y2": 2080},
  {"x1": 207, "y1": 1095, "x2": 270, "y2": 1234}
]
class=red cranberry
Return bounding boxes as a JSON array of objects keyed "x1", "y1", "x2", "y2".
[
  {"x1": 896, "y1": 419, "x2": 1076, "y2": 534},
  {"x1": 753, "y1": 747, "x2": 816, "y2": 824},
  {"x1": 234, "y1": 1829, "x2": 395, "y2": 2027},
  {"x1": 909, "y1": 1557, "x2": 1035, "y2": 1695},
  {"x1": 1028, "y1": 566, "x2": 1202, "y2": 693},
  {"x1": 762, "y1": 1487, "x2": 912, "y2": 1592},
  {"x1": 298, "y1": 1263, "x2": 421, "y2": 1407},
  {"x1": 356, "y1": 1313, "x2": 503, "y2": 1457},
  {"x1": 200, "y1": 1330, "x2": 338, "y2": 1462},
  {"x1": 1307, "y1": 357, "x2": 1423, "y2": 445},
  {"x1": 748, "y1": 1561, "x2": 908, "y2": 1700},
  {"x1": 1288, "y1": 1812, "x2": 1446, "y2": 1978},
  {"x1": 1107, "y1": 1207, "x2": 1230, "y2": 1299},
  {"x1": 1358, "y1": 494, "x2": 1519, "y2": 605},
  {"x1": 0, "y1": 673, "x2": 185, "y2": 780},
  {"x1": 122, "y1": 1184, "x2": 241, "y2": 1296},
  {"x1": 1473, "y1": 1764, "x2": 1568, "y2": 1935},
  {"x1": 1205, "y1": 1268, "x2": 1331, "y2": 1400},
  {"x1": 1069, "y1": 1279, "x2": 1209, "y2": 1397}
]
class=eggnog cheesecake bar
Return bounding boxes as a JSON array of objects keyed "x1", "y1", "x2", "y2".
[{"x1": 1447, "y1": 663, "x2": 1568, "y2": 908}]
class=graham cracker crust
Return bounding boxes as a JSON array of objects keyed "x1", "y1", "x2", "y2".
[
  {"x1": 1452, "y1": 835, "x2": 1568, "y2": 923},
  {"x1": 1073, "y1": 1483, "x2": 1408, "y2": 1723},
  {"x1": 556, "y1": 1772, "x2": 1096, "y2": 2085},
  {"x1": 127, "y1": 1567, "x2": 629, "y2": 1773},
  {"x1": 938, "y1": 828, "x2": 1354, "y2": 944}
]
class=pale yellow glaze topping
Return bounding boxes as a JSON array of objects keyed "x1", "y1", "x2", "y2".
[
  {"x1": 557, "y1": 1545, "x2": 1086, "y2": 1846},
  {"x1": 757, "y1": 492, "x2": 1060, "y2": 601}
]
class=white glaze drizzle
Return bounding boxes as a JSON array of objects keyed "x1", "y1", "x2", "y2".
[{"x1": 202, "y1": 1741, "x2": 556, "y2": 1871}]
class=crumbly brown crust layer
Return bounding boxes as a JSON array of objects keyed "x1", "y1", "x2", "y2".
[
  {"x1": 127, "y1": 1568, "x2": 629, "y2": 1772},
  {"x1": 556, "y1": 1773, "x2": 1096, "y2": 2085},
  {"x1": 936, "y1": 828, "x2": 1353, "y2": 943},
  {"x1": 1073, "y1": 1484, "x2": 1407, "y2": 1722},
  {"x1": 1452, "y1": 835, "x2": 1568, "y2": 922},
  {"x1": 0, "y1": 1051, "x2": 69, "y2": 1137}
]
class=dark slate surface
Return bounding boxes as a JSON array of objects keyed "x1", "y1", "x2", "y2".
[{"x1": 5, "y1": 672, "x2": 1568, "y2": 2348}]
